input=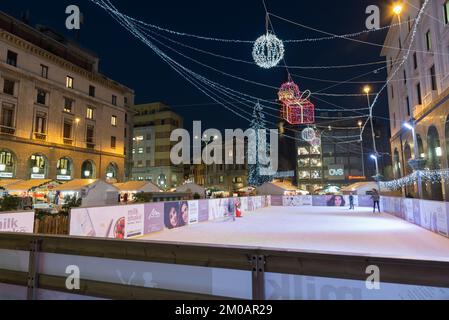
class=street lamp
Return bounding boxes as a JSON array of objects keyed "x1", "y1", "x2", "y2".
[
  {"x1": 358, "y1": 120, "x2": 366, "y2": 178},
  {"x1": 393, "y1": 3, "x2": 404, "y2": 16},
  {"x1": 403, "y1": 120, "x2": 424, "y2": 198}
]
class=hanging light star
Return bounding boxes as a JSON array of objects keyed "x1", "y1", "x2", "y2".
[{"x1": 252, "y1": 32, "x2": 285, "y2": 69}]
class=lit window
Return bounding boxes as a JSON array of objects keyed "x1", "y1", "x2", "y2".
[
  {"x1": 135, "y1": 136, "x2": 144, "y2": 142},
  {"x1": 138, "y1": 148, "x2": 144, "y2": 154},
  {"x1": 132, "y1": 148, "x2": 136, "y2": 154},
  {"x1": 111, "y1": 115, "x2": 117, "y2": 127},
  {"x1": 41, "y1": 65, "x2": 48, "y2": 79},
  {"x1": 86, "y1": 107, "x2": 94, "y2": 120},
  {"x1": 64, "y1": 98, "x2": 73, "y2": 113},
  {"x1": 66, "y1": 76, "x2": 74, "y2": 89},
  {"x1": 298, "y1": 147, "x2": 309, "y2": 156},
  {"x1": 425, "y1": 30, "x2": 432, "y2": 51}
]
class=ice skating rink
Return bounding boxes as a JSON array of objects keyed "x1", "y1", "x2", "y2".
[{"x1": 140, "y1": 206, "x2": 449, "y2": 261}]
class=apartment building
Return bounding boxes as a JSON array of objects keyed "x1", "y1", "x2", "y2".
[
  {"x1": 381, "y1": 0, "x2": 449, "y2": 200},
  {"x1": 131, "y1": 102, "x2": 183, "y2": 189},
  {"x1": 0, "y1": 12, "x2": 134, "y2": 182}
]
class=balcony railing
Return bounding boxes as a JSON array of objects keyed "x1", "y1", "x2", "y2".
[
  {"x1": 86, "y1": 141, "x2": 96, "y2": 149},
  {"x1": 33, "y1": 132, "x2": 47, "y2": 141},
  {"x1": 0, "y1": 125, "x2": 15, "y2": 135},
  {"x1": 63, "y1": 138, "x2": 73, "y2": 146}
]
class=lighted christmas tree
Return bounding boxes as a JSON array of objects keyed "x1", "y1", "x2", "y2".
[{"x1": 247, "y1": 101, "x2": 273, "y2": 187}]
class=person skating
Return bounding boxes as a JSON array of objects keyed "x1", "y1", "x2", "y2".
[
  {"x1": 349, "y1": 193, "x2": 355, "y2": 210},
  {"x1": 371, "y1": 189, "x2": 381, "y2": 213}
]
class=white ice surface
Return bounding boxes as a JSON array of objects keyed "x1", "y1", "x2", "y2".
[{"x1": 139, "y1": 206, "x2": 449, "y2": 262}]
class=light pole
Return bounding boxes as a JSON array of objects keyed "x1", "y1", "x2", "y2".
[
  {"x1": 370, "y1": 154, "x2": 381, "y2": 192},
  {"x1": 74, "y1": 118, "x2": 81, "y2": 149},
  {"x1": 358, "y1": 120, "x2": 366, "y2": 178},
  {"x1": 364, "y1": 86, "x2": 381, "y2": 188},
  {"x1": 403, "y1": 121, "x2": 424, "y2": 198}
]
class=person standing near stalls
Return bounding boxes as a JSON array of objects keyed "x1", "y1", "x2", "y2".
[
  {"x1": 371, "y1": 189, "x2": 381, "y2": 213},
  {"x1": 349, "y1": 192, "x2": 355, "y2": 210}
]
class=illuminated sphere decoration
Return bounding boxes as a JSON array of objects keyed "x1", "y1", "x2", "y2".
[
  {"x1": 301, "y1": 128, "x2": 316, "y2": 142},
  {"x1": 252, "y1": 33, "x2": 285, "y2": 69}
]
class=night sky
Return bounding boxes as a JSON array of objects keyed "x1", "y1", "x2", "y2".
[{"x1": 1, "y1": 0, "x2": 393, "y2": 134}]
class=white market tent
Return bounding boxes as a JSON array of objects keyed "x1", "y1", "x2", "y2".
[
  {"x1": 5, "y1": 179, "x2": 53, "y2": 194},
  {"x1": 0, "y1": 179, "x2": 22, "y2": 190},
  {"x1": 176, "y1": 183, "x2": 206, "y2": 198},
  {"x1": 341, "y1": 182, "x2": 380, "y2": 195},
  {"x1": 53, "y1": 179, "x2": 119, "y2": 207},
  {"x1": 257, "y1": 181, "x2": 305, "y2": 196},
  {"x1": 115, "y1": 181, "x2": 161, "y2": 193}
]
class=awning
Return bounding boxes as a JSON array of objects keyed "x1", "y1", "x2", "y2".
[
  {"x1": 0, "y1": 179, "x2": 22, "y2": 189},
  {"x1": 6, "y1": 179, "x2": 53, "y2": 192},
  {"x1": 53, "y1": 179, "x2": 98, "y2": 192},
  {"x1": 114, "y1": 181, "x2": 161, "y2": 192}
]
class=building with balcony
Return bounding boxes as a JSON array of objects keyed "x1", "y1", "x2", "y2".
[
  {"x1": 381, "y1": 0, "x2": 449, "y2": 200},
  {"x1": 0, "y1": 11, "x2": 134, "y2": 182},
  {"x1": 131, "y1": 102, "x2": 183, "y2": 189}
]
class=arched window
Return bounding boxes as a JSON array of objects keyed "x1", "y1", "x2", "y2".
[
  {"x1": 157, "y1": 174, "x2": 167, "y2": 189},
  {"x1": 57, "y1": 157, "x2": 73, "y2": 180},
  {"x1": 81, "y1": 160, "x2": 96, "y2": 179},
  {"x1": 29, "y1": 154, "x2": 47, "y2": 179},
  {"x1": 105, "y1": 163, "x2": 118, "y2": 180},
  {"x1": 403, "y1": 143, "x2": 413, "y2": 176},
  {"x1": 393, "y1": 149, "x2": 401, "y2": 178},
  {"x1": 427, "y1": 126, "x2": 443, "y2": 201},
  {"x1": 0, "y1": 150, "x2": 16, "y2": 178}
]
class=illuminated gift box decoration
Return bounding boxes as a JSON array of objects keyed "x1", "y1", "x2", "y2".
[{"x1": 278, "y1": 81, "x2": 315, "y2": 125}]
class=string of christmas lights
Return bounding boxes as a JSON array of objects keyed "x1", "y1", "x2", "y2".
[
  {"x1": 94, "y1": 0, "x2": 371, "y2": 146},
  {"x1": 360, "y1": 0, "x2": 431, "y2": 140},
  {"x1": 89, "y1": 0, "x2": 416, "y2": 46},
  {"x1": 269, "y1": 10, "x2": 449, "y2": 57},
  {"x1": 141, "y1": 25, "x2": 388, "y2": 70},
  {"x1": 381, "y1": 169, "x2": 449, "y2": 191}
]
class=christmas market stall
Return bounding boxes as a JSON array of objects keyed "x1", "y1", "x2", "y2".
[
  {"x1": 114, "y1": 181, "x2": 162, "y2": 203},
  {"x1": 5, "y1": 179, "x2": 60, "y2": 209},
  {"x1": 51, "y1": 179, "x2": 119, "y2": 208},
  {"x1": 176, "y1": 183, "x2": 206, "y2": 199}
]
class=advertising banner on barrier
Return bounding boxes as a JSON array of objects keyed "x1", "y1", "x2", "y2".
[
  {"x1": 198, "y1": 200, "x2": 209, "y2": 222},
  {"x1": 312, "y1": 195, "x2": 348, "y2": 207},
  {"x1": 240, "y1": 197, "x2": 248, "y2": 212},
  {"x1": 70, "y1": 205, "x2": 144, "y2": 239},
  {"x1": 382, "y1": 196, "x2": 449, "y2": 239},
  {"x1": 164, "y1": 201, "x2": 189, "y2": 230},
  {"x1": 270, "y1": 196, "x2": 283, "y2": 206},
  {"x1": 283, "y1": 196, "x2": 313, "y2": 207},
  {"x1": 357, "y1": 195, "x2": 372, "y2": 208},
  {"x1": 188, "y1": 200, "x2": 199, "y2": 224},
  {"x1": 0, "y1": 211, "x2": 35, "y2": 233},
  {"x1": 254, "y1": 196, "x2": 262, "y2": 210},
  {"x1": 420, "y1": 200, "x2": 448, "y2": 237},
  {"x1": 143, "y1": 203, "x2": 164, "y2": 235}
]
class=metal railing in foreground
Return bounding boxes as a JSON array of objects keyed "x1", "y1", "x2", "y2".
[{"x1": 0, "y1": 233, "x2": 449, "y2": 300}]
